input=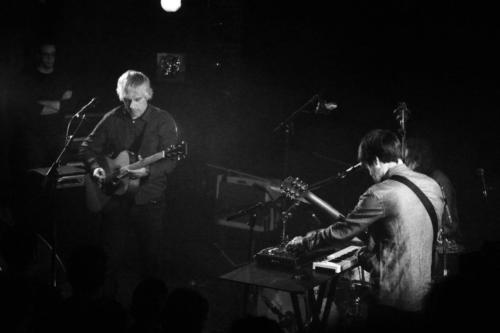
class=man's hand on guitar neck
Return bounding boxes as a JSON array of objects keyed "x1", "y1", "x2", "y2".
[
  {"x1": 121, "y1": 154, "x2": 150, "y2": 179},
  {"x1": 121, "y1": 166, "x2": 150, "y2": 179}
]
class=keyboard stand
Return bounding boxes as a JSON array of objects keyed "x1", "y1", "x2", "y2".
[{"x1": 219, "y1": 262, "x2": 341, "y2": 333}]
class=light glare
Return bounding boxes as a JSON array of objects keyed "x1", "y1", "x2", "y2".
[{"x1": 161, "y1": 0, "x2": 181, "y2": 12}]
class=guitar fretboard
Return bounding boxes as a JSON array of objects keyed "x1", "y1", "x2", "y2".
[{"x1": 128, "y1": 151, "x2": 165, "y2": 170}]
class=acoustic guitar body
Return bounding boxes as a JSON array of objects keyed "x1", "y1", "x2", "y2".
[
  {"x1": 85, "y1": 151, "x2": 139, "y2": 212},
  {"x1": 101, "y1": 151, "x2": 140, "y2": 196},
  {"x1": 84, "y1": 141, "x2": 187, "y2": 213}
]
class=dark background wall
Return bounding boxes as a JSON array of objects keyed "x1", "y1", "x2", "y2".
[{"x1": 1, "y1": 0, "x2": 499, "y2": 250}]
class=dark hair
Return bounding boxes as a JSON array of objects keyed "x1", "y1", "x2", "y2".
[
  {"x1": 131, "y1": 277, "x2": 168, "y2": 321},
  {"x1": 162, "y1": 287, "x2": 209, "y2": 333},
  {"x1": 405, "y1": 137, "x2": 435, "y2": 174},
  {"x1": 357, "y1": 129, "x2": 402, "y2": 165}
]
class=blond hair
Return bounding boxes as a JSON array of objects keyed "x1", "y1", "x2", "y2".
[{"x1": 116, "y1": 70, "x2": 153, "y2": 101}]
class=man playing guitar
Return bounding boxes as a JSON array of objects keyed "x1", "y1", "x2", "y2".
[{"x1": 79, "y1": 70, "x2": 181, "y2": 302}]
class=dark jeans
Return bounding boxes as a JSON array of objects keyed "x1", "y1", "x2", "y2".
[{"x1": 100, "y1": 197, "x2": 166, "y2": 282}]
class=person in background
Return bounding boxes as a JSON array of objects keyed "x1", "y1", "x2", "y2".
[
  {"x1": 406, "y1": 137, "x2": 464, "y2": 278},
  {"x1": 15, "y1": 41, "x2": 74, "y2": 169}
]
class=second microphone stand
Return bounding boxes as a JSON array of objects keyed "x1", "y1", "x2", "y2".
[
  {"x1": 394, "y1": 102, "x2": 410, "y2": 161},
  {"x1": 273, "y1": 93, "x2": 320, "y2": 177},
  {"x1": 225, "y1": 200, "x2": 276, "y2": 314},
  {"x1": 43, "y1": 102, "x2": 92, "y2": 288},
  {"x1": 225, "y1": 201, "x2": 278, "y2": 262}
]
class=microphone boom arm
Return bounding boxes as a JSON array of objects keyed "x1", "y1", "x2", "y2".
[{"x1": 309, "y1": 162, "x2": 362, "y2": 192}]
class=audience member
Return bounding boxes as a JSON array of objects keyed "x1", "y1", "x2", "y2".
[
  {"x1": 12, "y1": 41, "x2": 74, "y2": 169},
  {"x1": 406, "y1": 137, "x2": 464, "y2": 279},
  {"x1": 163, "y1": 287, "x2": 209, "y2": 333},
  {"x1": 54, "y1": 245, "x2": 127, "y2": 333},
  {"x1": 406, "y1": 137, "x2": 461, "y2": 241},
  {"x1": 129, "y1": 277, "x2": 168, "y2": 333}
]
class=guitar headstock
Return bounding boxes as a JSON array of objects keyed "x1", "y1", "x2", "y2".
[
  {"x1": 280, "y1": 176, "x2": 309, "y2": 200},
  {"x1": 165, "y1": 141, "x2": 188, "y2": 160}
]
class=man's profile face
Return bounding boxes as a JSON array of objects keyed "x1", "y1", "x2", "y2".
[
  {"x1": 39, "y1": 44, "x2": 56, "y2": 70},
  {"x1": 123, "y1": 84, "x2": 149, "y2": 117}
]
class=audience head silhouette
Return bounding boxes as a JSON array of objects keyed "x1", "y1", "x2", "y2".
[
  {"x1": 131, "y1": 277, "x2": 168, "y2": 322},
  {"x1": 162, "y1": 287, "x2": 209, "y2": 333}
]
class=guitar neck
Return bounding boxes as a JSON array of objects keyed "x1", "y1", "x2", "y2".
[
  {"x1": 303, "y1": 191, "x2": 345, "y2": 220},
  {"x1": 128, "y1": 151, "x2": 166, "y2": 170}
]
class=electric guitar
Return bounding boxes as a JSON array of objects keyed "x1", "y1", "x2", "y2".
[{"x1": 85, "y1": 141, "x2": 187, "y2": 212}]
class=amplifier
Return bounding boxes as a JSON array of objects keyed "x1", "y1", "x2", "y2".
[{"x1": 29, "y1": 163, "x2": 86, "y2": 189}]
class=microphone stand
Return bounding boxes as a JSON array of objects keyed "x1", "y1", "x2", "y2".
[
  {"x1": 273, "y1": 93, "x2": 319, "y2": 177},
  {"x1": 226, "y1": 200, "x2": 276, "y2": 314},
  {"x1": 226, "y1": 201, "x2": 279, "y2": 261},
  {"x1": 394, "y1": 102, "x2": 410, "y2": 162},
  {"x1": 308, "y1": 163, "x2": 362, "y2": 192},
  {"x1": 43, "y1": 107, "x2": 89, "y2": 288}
]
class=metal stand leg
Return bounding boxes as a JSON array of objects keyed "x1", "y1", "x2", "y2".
[{"x1": 290, "y1": 293, "x2": 305, "y2": 333}]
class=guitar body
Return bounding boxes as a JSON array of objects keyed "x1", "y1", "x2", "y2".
[
  {"x1": 84, "y1": 142, "x2": 188, "y2": 213},
  {"x1": 85, "y1": 151, "x2": 140, "y2": 212},
  {"x1": 101, "y1": 151, "x2": 140, "y2": 196}
]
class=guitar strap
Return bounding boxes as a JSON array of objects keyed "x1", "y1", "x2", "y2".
[{"x1": 389, "y1": 175, "x2": 439, "y2": 269}]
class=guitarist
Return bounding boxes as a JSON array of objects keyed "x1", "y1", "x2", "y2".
[
  {"x1": 285, "y1": 129, "x2": 444, "y2": 331},
  {"x1": 79, "y1": 70, "x2": 179, "y2": 299}
]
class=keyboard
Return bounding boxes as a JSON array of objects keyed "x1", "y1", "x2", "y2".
[
  {"x1": 312, "y1": 245, "x2": 362, "y2": 274},
  {"x1": 254, "y1": 243, "x2": 361, "y2": 269},
  {"x1": 254, "y1": 245, "x2": 309, "y2": 268}
]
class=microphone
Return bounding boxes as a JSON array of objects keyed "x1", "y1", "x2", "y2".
[
  {"x1": 476, "y1": 168, "x2": 488, "y2": 199},
  {"x1": 309, "y1": 162, "x2": 363, "y2": 191},
  {"x1": 314, "y1": 99, "x2": 338, "y2": 114},
  {"x1": 74, "y1": 97, "x2": 98, "y2": 118},
  {"x1": 337, "y1": 162, "x2": 363, "y2": 179}
]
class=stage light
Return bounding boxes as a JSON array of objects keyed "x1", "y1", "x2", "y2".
[{"x1": 161, "y1": 0, "x2": 181, "y2": 12}]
